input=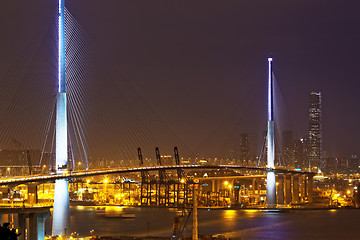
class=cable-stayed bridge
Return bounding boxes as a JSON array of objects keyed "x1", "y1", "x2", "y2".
[{"x1": 0, "y1": 1, "x2": 316, "y2": 239}]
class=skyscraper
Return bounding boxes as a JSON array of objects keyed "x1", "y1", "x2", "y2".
[
  {"x1": 308, "y1": 92, "x2": 322, "y2": 172},
  {"x1": 293, "y1": 138, "x2": 305, "y2": 169}
]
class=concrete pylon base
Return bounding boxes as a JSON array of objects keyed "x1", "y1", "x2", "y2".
[
  {"x1": 266, "y1": 171, "x2": 277, "y2": 208},
  {"x1": 52, "y1": 179, "x2": 70, "y2": 237}
]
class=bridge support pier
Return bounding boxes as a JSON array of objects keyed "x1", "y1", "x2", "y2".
[
  {"x1": 36, "y1": 211, "x2": 50, "y2": 240},
  {"x1": 52, "y1": 179, "x2": 70, "y2": 237},
  {"x1": 300, "y1": 175, "x2": 306, "y2": 202},
  {"x1": 18, "y1": 213, "x2": 26, "y2": 240},
  {"x1": 284, "y1": 175, "x2": 292, "y2": 204},
  {"x1": 29, "y1": 213, "x2": 38, "y2": 240},
  {"x1": 292, "y1": 175, "x2": 300, "y2": 204},
  {"x1": 20, "y1": 211, "x2": 51, "y2": 240},
  {"x1": 266, "y1": 171, "x2": 276, "y2": 208},
  {"x1": 277, "y1": 174, "x2": 285, "y2": 205}
]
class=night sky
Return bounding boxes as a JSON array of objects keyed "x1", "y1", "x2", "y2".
[{"x1": 1, "y1": 1, "x2": 360, "y2": 160}]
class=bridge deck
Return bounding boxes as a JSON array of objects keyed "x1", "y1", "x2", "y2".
[{"x1": 0, "y1": 165, "x2": 315, "y2": 185}]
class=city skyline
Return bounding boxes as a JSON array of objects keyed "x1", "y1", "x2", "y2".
[{"x1": 0, "y1": 1, "x2": 359, "y2": 159}]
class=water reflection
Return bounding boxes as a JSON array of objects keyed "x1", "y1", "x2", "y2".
[
  {"x1": 223, "y1": 209, "x2": 237, "y2": 219},
  {"x1": 45, "y1": 207, "x2": 360, "y2": 239},
  {"x1": 244, "y1": 209, "x2": 258, "y2": 217}
]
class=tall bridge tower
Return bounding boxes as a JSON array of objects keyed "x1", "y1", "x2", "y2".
[
  {"x1": 52, "y1": 0, "x2": 70, "y2": 236},
  {"x1": 266, "y1": 57, "x2": 276, "y2": 207}
]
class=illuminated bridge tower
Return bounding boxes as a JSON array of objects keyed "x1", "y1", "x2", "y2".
[
  {"x1": 266, "y1": 57, "x2": 276, "y2": 208},
  {"x1": 52, "y1": 0, "x2": 70, "y2": 236}
]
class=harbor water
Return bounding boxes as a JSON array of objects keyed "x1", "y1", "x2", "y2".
[{"x1": 45, "y1": 206, "x2": 360, "y2": 239}]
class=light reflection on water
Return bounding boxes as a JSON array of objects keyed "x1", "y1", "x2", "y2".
[
  {"x1": 223, "y1": 209, "x2": 237, "y2": 219},
  {"x1": 45, "y1": 207, "x2": 360, "y2": 239}
]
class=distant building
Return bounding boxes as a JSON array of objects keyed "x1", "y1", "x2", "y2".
[
  {"x1": 239, "y1": 133, "x2": 250, "y2": 165},
  {"x1": 301, "y1": 137, "x2": 309, "y2": 169},
  {"x1": 308, "y1": 92, "x2": 322, "y2": 172},
  {"x1": 282, "y1": 131, "x2": 294, "y2": 168},
  {"x1": 293, "y1": 139, "x2": 306, "y2": 169},
  {"x1": 323, "y1": 155, "x2": 359, "y2": 174},
  {"x1": 323, "y1": 157, "x2": 336, "y2": 174},
  {"x1": 281, "y1": 131, "x2": 307, "y2": 170},
  {"x1": 348, "y1": 155, "x2": 359, "y2": 173}
]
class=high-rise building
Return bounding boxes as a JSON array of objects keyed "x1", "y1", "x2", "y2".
[
  {"x1": 239, "y1": 133, "x2": 250, "y2": 165},
  {"x1": 282, "y1": 130, "x2": 294, "y2": 168},
  {"x1": 293, "y1": 139, "x2": 306, "y2": 169},
  {"x1": 308, "y1": 92, "x2": 322, "y2": 172}
]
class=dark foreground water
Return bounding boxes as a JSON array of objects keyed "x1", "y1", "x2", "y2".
[{"x1": 45, "y1": 206, "x2": 360, "y2": 239}]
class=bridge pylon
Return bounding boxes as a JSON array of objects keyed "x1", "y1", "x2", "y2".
[
  {"x1": 52, "y1": 0, "x2": 70, "y2": 236},
  {"x1": 266, "y1": 57, "x2": 276, "y2": 208}
]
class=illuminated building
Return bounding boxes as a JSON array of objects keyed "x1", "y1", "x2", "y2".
[{"x1": 308, "y1": 92, "x2": 322, "y2": 172}]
